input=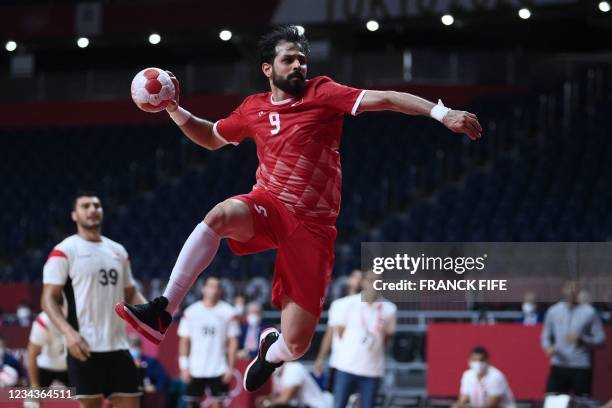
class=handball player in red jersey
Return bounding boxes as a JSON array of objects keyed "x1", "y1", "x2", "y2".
[{"x1": 116, "y1": 25, "x2": 483, "y2": 392}]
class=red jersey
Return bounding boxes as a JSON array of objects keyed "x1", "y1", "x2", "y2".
[{"x1": 213, "y1": 76, "x2": 365, "y2": 225}]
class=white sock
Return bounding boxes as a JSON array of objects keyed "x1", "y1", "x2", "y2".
[
  {"x1": 162, "y1": 223, "x2": 221, "y2": 314},
  {"x1": 265, "y1": 333, "x2": 303, "y2": 364}
]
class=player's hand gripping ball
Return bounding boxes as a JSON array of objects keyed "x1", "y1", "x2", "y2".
[{"x1": 131, "y1": 67, "x2": 176, "y2": 112}]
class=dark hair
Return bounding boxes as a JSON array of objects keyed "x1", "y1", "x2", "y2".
[
  {"x1": 73, "y1": 190, "x2": 99, "y2": 209},
  {"x1": 471, "y1": 345, "x2": 489, "y2": 360},
  {"x1": 204, "y1": 273, "x2": 221, "y2": 283},
  {"x1": 258, "y1": 25, "x2": 310, "y2": 64}
]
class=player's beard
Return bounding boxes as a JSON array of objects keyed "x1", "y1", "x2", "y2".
[
  {"x1": 77, "y1": 215, "x2": 102, "y2": 231},
  {"x1": 272, "y1": 70, "x2": 306, "y2": 96}
]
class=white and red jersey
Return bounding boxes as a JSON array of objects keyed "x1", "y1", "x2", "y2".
[
  {"x1": 213, "y1": 76, "x2": 365, "y2": 225},
  {"x1": 42, "y1": 235, "x2": 135, "y2": 352},
  {"x1": 177, "y1": 300, "x2": 240, "y2": 378},
  {"x1": 29, "y1": 312, "x2": 67, "y2": 371}
]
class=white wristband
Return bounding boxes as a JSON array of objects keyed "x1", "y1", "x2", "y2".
[
  {"x1": 179, "y1": 356, "x2": 189, "y2": 370},
  {"x1": 430, "y1": 99, "x2": 451, "y2": 123},
  {"x1": 168, "y1": 107, "x2": 192, "y2": 126}
]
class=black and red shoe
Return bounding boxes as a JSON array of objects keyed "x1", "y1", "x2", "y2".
[
  {"x1": 115, "y1": 296, "x2": 172, "y2": 345},
  {"x1": 243, "y1": 327, "x2": 283, "y2": 392}
]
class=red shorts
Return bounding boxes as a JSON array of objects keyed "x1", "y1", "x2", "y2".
[{"x1": 226, "y1": 188, "x2": 337, "y2": 318}]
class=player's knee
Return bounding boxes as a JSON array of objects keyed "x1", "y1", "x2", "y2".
[
  {"x1": 203, "y1": 201, "x2": 236, "y2": 232},
  {"x1": 203, "y1": 200, "x2": 250, "y2": 237},
  {"x1": 203, "y1": 204, "x2": 228, "y2": 233},
  {"x1": 284, "y1": 337, "x2": 310, "y2": 359}
]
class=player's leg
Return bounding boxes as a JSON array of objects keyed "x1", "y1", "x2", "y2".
[
  {"x1": 270, "y1": 296, "x2": 317, "y2": 361},
  {"x1": 38, "y1": 368, "x2": 53, "y2": 388},
  {"x1": 77, "y1": 397, "x2": 103, "y2": 408},
  {"x1": 109, "y1": 396, "x2": 139, "y2": 408},
  {"x1": 57, "y1": 370, "x2": 70, "y2": 387},
  {"x1": 244, "y1": 297, "x2": 317, "y2": 392},
  {"x1": 545, "y1": 366, "x2": 569, "y2": 395},
  {"x1": 184, "y1": 377, "x2": 206, "y2": 408},
  {"x1": 115, "y1": 198, "x2": 253, "y2": 344},
  {"x1": 105, "y1": 351, "x2": 143, "y2": 407},
  {"x1": 244, "y1": 222, "x2": 336, "y2": 392},
  {"x1": 207, "y1": 376, "x2": 228, "y2": 408},
  {"x1": 68, "y1": 354, "x2": 105, "y2": 408},
  {"x1": 571, "y1": 367, "x2": 592, "y2": 398},
  {"x1": 162, "y1": 198, "x2": 254, "y2": 313}
]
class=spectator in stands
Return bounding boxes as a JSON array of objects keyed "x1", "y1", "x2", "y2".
[
  {"x1": 233, "y1": 294, "x2": 247, "y2": 321},
  {"x1": 313, "y1": 269, "x2": 363, "y2": 391},
  {"x1": 127, "y1": 333, "x2": 169, "y2": 394},
  {"x1": 148, "y1": 278, "x2": 164, "y2": 301},
  {"x1": 238, "y1": 301, "x2": 270, "y2": 360},
  {"x1": 541, "y1": 280, "x2": 606, "y2": 398},
  {"x1": 0, "y1": 334, "x2": 26, "y2": 386},
  {"x1": 16, "y1": 302, "x2": 33, "y2": 327},
  {"x1": 342, "y1": 269, "x2": 365, "y2": 297},
  {"x1": 452, "y1": 346, "x2": 516, "y2": 408},
  {"x1": 521, "y1": 291, "x2": 540, "y2": 326},
  {"x1": 332, "y1": 271, "x2": 397, "y2": 408},
  {"x1": 0, "y1": 362, "x2": 19, "y2": 388},
  {"x1": 577, "y1": 288, "x2": 591, "y2": 305},
  {"x1": 256, "y1": 361, "x2": 333, "y2": 408}
]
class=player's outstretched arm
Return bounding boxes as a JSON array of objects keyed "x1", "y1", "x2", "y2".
[
  {"x1": 358, "y1": 90, "x2": 482, "y2": 140},
  {"x1": 165, "y1": 72, "x2": 226, "y2": 151}
]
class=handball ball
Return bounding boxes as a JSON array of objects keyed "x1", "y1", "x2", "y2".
[{"x1": 131, "y1": 67, "x2": 175, "y2": 112}]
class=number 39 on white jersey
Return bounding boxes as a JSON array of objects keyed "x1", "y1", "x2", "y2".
[
  {"x1": 178, "y1": 301, "x2": 241, "y2": 378},
  {"x1": 43, "y1": 235, "x2": 135, "y2": 352}
]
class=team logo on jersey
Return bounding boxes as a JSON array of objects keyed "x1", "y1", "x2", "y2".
[
  {"x1": 258, "y1": 111, "x2": 266, "y2": 117},
  {"x1": 254, "y1": 204, "x2": 268, "y2": 217}
]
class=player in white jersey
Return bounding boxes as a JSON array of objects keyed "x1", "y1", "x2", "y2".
[
  {"x1": 177, "y1": 276, "x2": 240, "y2": 408},
  {"x1": 41, "y1": 192, "x2": 147, "y2": 408},
  {"x1": 27, "y1": 309, "x2": 69, "y2": 388},
  {"x1": 314, "y1": 269, "x2": 363, "y2": 391}
]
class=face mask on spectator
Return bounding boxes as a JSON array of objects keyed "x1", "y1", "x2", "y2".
[
  {"x1": 246, "y1": 314, "x2": 261, "y2": 327},
  {"x1": 469, "y1": 361, "x2": 487, "y2": 374},
  {"x1": 129, "y1": 348, "x2": 140, "y2": 360},
  {"x1": 522, "y1": 302, "x2": 536, "y2": 314},
  {"x1": 235, "y1": 304, "x2": 245, "y2": 315},
  {"x1": 17, "y1": 306, "x2": 31, "y2": 322}
]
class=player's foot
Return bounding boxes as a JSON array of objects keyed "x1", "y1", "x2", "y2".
[
  {"x1": 114, "y1": 296, "x2": 172, "y2": 345},
  {"x1": 243, "y1": 327, "x2": 283, "y2": 392}
]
